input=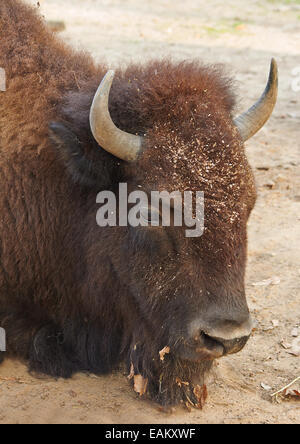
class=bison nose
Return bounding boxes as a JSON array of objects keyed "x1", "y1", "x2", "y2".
[{"x1": 189, "y1": 315, "x2": 253, "y2": 357}]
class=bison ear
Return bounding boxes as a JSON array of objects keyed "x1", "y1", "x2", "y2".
[
  {"x1": 49, "y1": 121, "x2": 81, "y2": 151},
  {"x1": 49, "y1": 121, "x2": 92, "y2": 186},
  {"x1": 49, "y1": 121, "x2": 115, "y2": 189}
]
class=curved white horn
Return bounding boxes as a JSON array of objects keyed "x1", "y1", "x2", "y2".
[
  {"x1": 234, "y1": 58, "x2": 278, "y2": 142},
  {"x1": 90, "y1": 70, "x2": 143, "y2": 161}
]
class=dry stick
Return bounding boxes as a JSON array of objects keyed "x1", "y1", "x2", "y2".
[{"x1": 271, "y1": 375, "x2": 300, "y2": 398}]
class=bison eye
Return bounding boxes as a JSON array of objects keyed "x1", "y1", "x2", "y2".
[{"x1": 140, "y1": 206, "x2": 161, "y2": 226}]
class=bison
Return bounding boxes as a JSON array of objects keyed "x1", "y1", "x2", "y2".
[{"x1": 0, "y1": 0, "x2": 277, "y2": 407}]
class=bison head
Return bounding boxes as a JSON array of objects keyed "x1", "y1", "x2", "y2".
[{"x1": 50, "y1": 59, "x2": 277, "y2": 406}]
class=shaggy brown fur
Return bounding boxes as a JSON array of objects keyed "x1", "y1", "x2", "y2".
[{"x1": 0, "y1": 0, "x2": 256, "y2": 406}]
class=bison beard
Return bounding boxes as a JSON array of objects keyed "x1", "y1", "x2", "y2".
[
  {"x1": 0, "y1": 0, "x2": 276, "y2": 407},
  {"x1": 128, "y1": 339, "x2": 212, "y2": 407}
]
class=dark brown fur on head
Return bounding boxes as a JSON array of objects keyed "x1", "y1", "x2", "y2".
[{"x1": 0, "y1": 0, "x2": 256, "y2": 406}]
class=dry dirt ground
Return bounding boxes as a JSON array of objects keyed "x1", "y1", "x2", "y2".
[{"x1": 0, "y1": 0, "x2": 299, "y2": 424}]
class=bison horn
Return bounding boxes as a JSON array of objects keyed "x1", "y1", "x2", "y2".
[
  {"x1": 89, "y1": 70, "x2": 143, "y2": 161},
  {"x1": 234, "y1": 58, "x2": 278, "y2": 142}
]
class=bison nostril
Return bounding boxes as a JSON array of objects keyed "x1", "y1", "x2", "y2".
[{"x1": 189, "y1": 315, "x2": 253, "y2": 349}]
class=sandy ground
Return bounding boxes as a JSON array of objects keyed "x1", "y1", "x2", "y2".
[{"x1": 0, "y1": 0, "x2": 299, "y2": 424}]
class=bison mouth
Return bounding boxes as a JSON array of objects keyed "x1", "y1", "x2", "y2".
[{"x1": 173, "y1": 331, "x2": 249, "y2": 362}]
